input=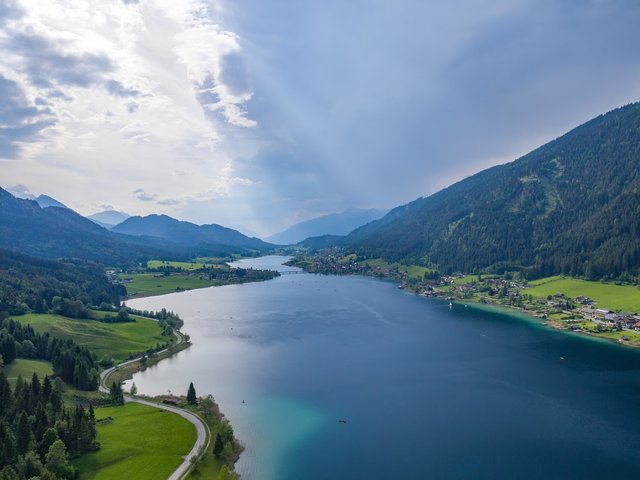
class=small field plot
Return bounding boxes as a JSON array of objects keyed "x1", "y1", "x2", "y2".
[
  {"x1": 15, "y1": 313, "x2": 167, "y2": 363},
  {"x1": 3, "y1": 358, "x2": 54, "y2": 386},
  {"x1": 527, "y1": 276, "x2": 640, "y2": 312},
  {"x1": 74, "y1": 402, "x2": 196, "y2": 480}
]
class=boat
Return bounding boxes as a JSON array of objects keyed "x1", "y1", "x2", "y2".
[{"x1": 449, "y1": 302, "x2": 453, "y2": 309}]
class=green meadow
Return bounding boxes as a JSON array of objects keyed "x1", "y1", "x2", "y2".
[
  {"x1": 74, "y1": 403, "x2": 196, "y2": 480},
  {"x1": 357, "y1": 258, "x2": 434, "y2": 280},
  {"x1": 147, "y1": 260, "x2": 228, "y2": 271},
  {"x1": 526, "y1": 276, "x2": 640, "y2": 312},
  {"x1": 3, "y1": 358, "x2": 54, "y2": 386},
  {"x1": 120, "y1": 273, "x2": 217, "y2": 297},
  {"x1": 14, "y1": 313, "x2": 167, "y2": 363}
]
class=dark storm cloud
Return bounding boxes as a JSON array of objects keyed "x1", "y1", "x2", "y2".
[
  {"x1": 0, "y1": 75, "x2": 55, "y2": 158},
  {"x1": 222, "y1": 0, "x2": 640, "y2": 227},
  {"x1": 7, "y1": 33, "x2": 113, "y2": 88}
]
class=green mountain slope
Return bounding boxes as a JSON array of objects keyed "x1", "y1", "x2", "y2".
[
  {"x1": 347, "y1": 102, "x2": 640, "y2": 279},
  {"x1": 0, "y1": 249, "x2": 124, "y2": 315},
  {"x1": 112, "y1": 214, "x2": 273, "y2": 251}
]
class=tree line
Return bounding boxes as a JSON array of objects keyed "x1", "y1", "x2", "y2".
[
  {"x1": 0, "y1": 249, "x2": 124, "y2": 317},
  {"x1": 0, "y1": 371, "x2": 98, "y2": 479}
]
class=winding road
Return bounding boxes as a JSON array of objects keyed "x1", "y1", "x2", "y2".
[{"x1": 98, "y1": 329, "x2": 209, "y2": 480}]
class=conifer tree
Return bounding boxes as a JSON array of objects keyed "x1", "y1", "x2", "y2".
[
  {"x1": 16, "y1": 411, "x2": 33, "y2": 456},
  {"x1": 187, "y1": 382, "x2": 197, "y2": 405},
  {"x1": 213, "y1": 433, "x2": 224, "y2": 457}
]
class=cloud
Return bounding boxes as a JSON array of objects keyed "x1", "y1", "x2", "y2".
[
  {"x1": 0, "y1": 1, "x2": 23, "y2": 26},
  {"x1": 133, "y1": 189, "x2": 157, "y2": 201},
  {"x1": 157, "y1": 198, "x2": 180, "y2": 205},
  {"x1": 0, "y1": 74, "x2": 55, "y2": 157},
  {"x1": 6, "y1": 32, "x2": 113, "y2": 89},
  {"x1": 106, "y1": 80, "x2": 141, "y2": 98},
  {"x1": 6, "y1": 184, "x2": 35, "y2": 199}
]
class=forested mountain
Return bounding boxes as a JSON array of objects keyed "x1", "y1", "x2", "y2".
[
  {"x1": 112, "y1": 214, "x2": 273, "y2": 252},
  {"x1": 0, "y1": 190, "x2": 273, "y2": 265},
  {"x1": 0, "y1": 189, "x2": 172, "y2": 266},
  {"x1": 266, "y1": 208, "x2": 386, "y2": 245},
  {"x1": 347, "y1": 102, "x2": 640, "y2": 279}
]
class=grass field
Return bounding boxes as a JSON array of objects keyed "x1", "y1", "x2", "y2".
[
  {"x1": 120, "y1": 273, "x2": 217, "y2": 297},
  {"x1": 3, "y1": 358, "x2": 54, "y2": 386},
  {"x1": 147, "y1": 260, "x2": 228, "y2": 271},
  {"x1": 74, "y1": 403, "x2": 196, "y2": 480},
  {"x1": 357, "y1": 258, "x2": 434, "y2": 280},
  {"x1": 526, "y1": 276, "x2": 640, "y2": 312},
  {"x1": 14, "y1": 313, "x2": 167, "y2": 363}
]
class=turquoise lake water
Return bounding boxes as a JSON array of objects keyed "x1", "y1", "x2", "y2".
[{"x1": 127, "y1": 256, "x2": 640, "y2": 479}]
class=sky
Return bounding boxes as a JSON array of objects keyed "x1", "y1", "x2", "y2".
[{"x1": 1, "y1": 0, "x2": 640, "y2": 237}]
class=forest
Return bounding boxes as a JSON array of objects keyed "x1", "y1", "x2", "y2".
[
  {"x1": 0, "y1": 250, "x2": 124, "y2": 317},
  {"x1": 0, "y1": 370, "x2": 97, "y2": 479},
  {"x1": 346, "y1": 102, "x2": 640, "y2": 280}
]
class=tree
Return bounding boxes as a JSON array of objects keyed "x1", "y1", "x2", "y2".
[
  {"x1": 199, "y1": 394, "x2": 219, "y2": 419},
  {"x1": 39, "y1": 428, "x2": 59, "y2": 460},
  {"x1": 16, "y1": 411, "x2": 33, "y2": 455},
  {"x1": 187, "y1": 382, "x2": 196, "y2": 405},
  {"x1": 109, "y1": 381, "x2": 124, "y2": 406},
  {"x1": 15, "y1": 451, "x2": 42, "y2": 479},
  {"x1": 213, "y1": 433, "x2": 224, "y2": 457},
  {"x1": 45, "y1": 440, "x2": 74, "y2": 479},
  {"x1": 117, "y1": 306, "x2": 129, "y2": 322}
]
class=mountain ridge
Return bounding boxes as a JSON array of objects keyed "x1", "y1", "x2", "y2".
[
  {"x1": 344, "y1": 102, "x2": 640, "y2": 279},
  {"x1": 112, "y1": 214, "x2": 273, "y2": 251}
]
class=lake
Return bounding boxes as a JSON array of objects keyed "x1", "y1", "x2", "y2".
[{"x1": 127, "y1": 256, "x2": 640, "y2": 479}]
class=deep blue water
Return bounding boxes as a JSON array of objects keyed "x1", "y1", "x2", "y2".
[{"x1": 127, "y1": 256, "x2": 640, "y2": 479}]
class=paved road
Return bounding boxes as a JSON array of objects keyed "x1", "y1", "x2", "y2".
[{"x1": 99, "y1": 329, "x2": 208, "y2": 480}]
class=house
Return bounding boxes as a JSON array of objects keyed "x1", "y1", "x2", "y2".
[
  {"x1": 605, "y1": 312, "x2": 619, "y2": 322},
  {"x1": 580, "y1": 307, "x2": 596, "y2": 320}
]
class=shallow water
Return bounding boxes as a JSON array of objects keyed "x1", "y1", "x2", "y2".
[{"x1": 127, "y1": 256, "x2": 640, "y2": 479}]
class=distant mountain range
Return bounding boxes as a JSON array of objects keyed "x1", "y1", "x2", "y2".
[
  {"x1": 340, "y1": 102, "x2": 640, "y2": 279},
  {"x1": 0, "y1": 189, "x2": 274, "y2": 266},
  {"x1": 112, "y1": 214, "x2": 272, "y2": 251},
  {"x1": 6, "y1": 185, "x2": 69, "y2": 210},
  {"x1": 87, "y1": 210, "x2": 130, "y2": 229},
  {"x1": 34, "y1": 194, "x2": 68, "y2": 209},
  {"x1": 266, "y1": 208, "x2": 387, "y2": 245}
]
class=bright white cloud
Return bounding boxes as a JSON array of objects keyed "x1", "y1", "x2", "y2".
[{"x1": 0, "y1": 0, "x2": 257, "y2": 218}]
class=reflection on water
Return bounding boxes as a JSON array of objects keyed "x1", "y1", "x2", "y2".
[{"x1": 128, "y1": 256, "x2": 640, "y2": 479}]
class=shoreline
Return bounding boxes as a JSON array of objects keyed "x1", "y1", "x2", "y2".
[
  {"x1": 409, "y1": 285, "x2": 640, "y2": 351},
  {"x1": 287, "y1": 255, "x2": 640, "y2": 351},
  {"x1": 116, "y1": 290, "x2": 244, "y2": 479}
]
